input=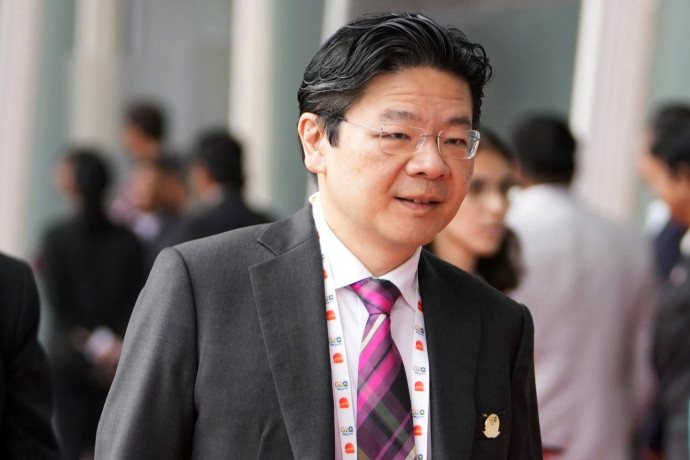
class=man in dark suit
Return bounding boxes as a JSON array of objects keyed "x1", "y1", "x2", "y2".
[
  {"x1": 97, "y1": 12, "x2": 541, "y2": 459},
  {"x1": 645, "y1": 121, "x2": 690, "y2": 459},
  {"x1": 0, "y1": 253, "x2": 61, "y2": 459},
  {"x1": 178, "y1": 129, "x2": 269, "y2": 242}
]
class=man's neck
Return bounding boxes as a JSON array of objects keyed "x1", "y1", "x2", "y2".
[{"x1": 320, "y1": 211, "x2": 417, "y2": 277}]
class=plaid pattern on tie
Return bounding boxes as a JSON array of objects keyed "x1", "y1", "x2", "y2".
[{"x1": 351, "y1": 278, "x2": 416, "y2": 460}]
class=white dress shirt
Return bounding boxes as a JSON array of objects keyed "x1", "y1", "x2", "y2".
[
  {"x1": 507, "y1": 184, "x2": 657, "y2": 460},
  {"x1": 310, "y1": 194, "x2": 431, "y2": 459}
]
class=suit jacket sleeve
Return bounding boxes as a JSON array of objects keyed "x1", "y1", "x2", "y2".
[
  {"x1": 96, "y1": 247, "x2": 198, "y2": 459},
  {"x1": 0, "y1": 258, "x2": 61, "y2": 459},
  {"x1": 509, "y1": 305, "x2": 542, "y2": 459}
]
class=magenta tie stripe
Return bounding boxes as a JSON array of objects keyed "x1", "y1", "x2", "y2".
[{"x1": 351, "y1": 278, "x2": 415, "y2": 460}]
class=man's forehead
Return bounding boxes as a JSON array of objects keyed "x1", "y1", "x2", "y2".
[{"x1": 378, "y1": 109, "x2": 472, "y2": 128}]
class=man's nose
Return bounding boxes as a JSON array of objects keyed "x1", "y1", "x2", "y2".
[{"x1": 405, "y1": 135, "x2": 449, "y2": 179}]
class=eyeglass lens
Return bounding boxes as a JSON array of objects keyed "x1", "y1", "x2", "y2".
[{"x1": 379, "y1": 124, "x2": 479, "y2": 159}]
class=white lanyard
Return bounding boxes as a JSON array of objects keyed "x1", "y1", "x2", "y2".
[{"x1": 321, "y1": 251, "x2": 431, "y2": 459}]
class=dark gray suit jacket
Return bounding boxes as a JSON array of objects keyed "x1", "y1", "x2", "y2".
[
  {"x1": 0, "y1": 253, "x2": 61, "y2": 459},
  {"x1": 653, "y1": 256, "x2": 690, "y2": 459},
  {"x1": 96, "y1": 206, "x2": 541, "y2": 459}
]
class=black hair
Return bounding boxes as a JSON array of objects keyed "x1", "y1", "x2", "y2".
[
  {"x1": 124, "y1": 101, "x2": 167, "y2": 140},
  {"x1": 64, "y1": 147, "x2": 111, "y2": 223},
  {"x1": 653, "y1": 130, "x2": 690, "y2": 174},
  {"x1": 297, "y1": 12, "x2": 492, "y2": 163},
  {"x1": 651, "y1": 103, "x2": 690, "y2": 137},
  {"x1": 650, "y1": 104, "x2": 690, "y2": 169},
  {"x1": 194, "y1": 129, "x2": 244, "y2": 189},
  {"x1": 512, "y1": 114, "x2": 576, "y2": 184}
]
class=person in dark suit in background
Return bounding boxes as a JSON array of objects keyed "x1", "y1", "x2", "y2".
[
  {"x1": 97, "y1": 12, "x2": 540, "y2": 459},
  {"x1": 40, "y1": 148, "x2": 144, "y2": 460},
  {"x1": 0, "y1": 253, "x2": 61, "y2": 459},
  {"x1": 120, "y1": 102, "x2": 167, "y2": 163},
  {"x1": 128, "y1": 155, "x2": 188, "y2": 273},
  {"x1": 640, "y1": 104, "x2": 690, "y2": 280},
  {"x1": 110, "y1": 101, "x2": 168, "y2": 229},
  {"x1": 647, "y1": 128, "x2": 690, "y2": 459},
  {"x1": 178, "y1": 129, "x2": 269, "y2": 243}
]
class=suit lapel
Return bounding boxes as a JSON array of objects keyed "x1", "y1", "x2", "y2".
[
  {"x1": 249, "y1": 207, "x2": 334, "y2": 459},
  {"x1": 419, "y1": 252, "x2": 480, "y2": 458}
]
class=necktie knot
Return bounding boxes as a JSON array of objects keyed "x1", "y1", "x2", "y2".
[{"x1": 350, "y1": 277, "x2": 401, "y2": 316}]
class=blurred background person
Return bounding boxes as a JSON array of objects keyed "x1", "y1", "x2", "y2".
[
  {"x1": 640, "y1": 104, "x2": 690, "y2": 281},
  {"x1": 128, "y1": 155, "x2": 187, "y2": 273},
  {"x1": 39, "y1": 148, "x2": 145, "y2": 460},
  {"x1": 109, "y1": 101, "x2": 168, "y2": 229},
  {"x1": 506, "y1": 115, "x2": 658, "y2": 460},
  {"x1": 176, "y1": 129, "x2": 269, "y2": 243},
  {"x1": 430, "y1": 129, "x2": 522, "y2": 293},
  {"x1": 1, "y1": 253, "x2": 61, "y2": 459},
  {"x1": 121, "y1": 101, "x2": 166, "y2": 163},
  {"x1": 647, "y1": 127, "x2": 690, "y2": 459}
]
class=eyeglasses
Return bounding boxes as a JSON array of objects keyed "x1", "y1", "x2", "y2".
[{"x1": 339, "y1": 117, "x2": 480, "y2": 160}]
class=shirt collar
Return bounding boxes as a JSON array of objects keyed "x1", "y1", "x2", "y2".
[{"x1": 309, "y1": 192, "x2": 420, "y2": 310}]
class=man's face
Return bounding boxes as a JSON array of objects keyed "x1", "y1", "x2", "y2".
[
  {"x1": 311, "y1": 66, "x2": 475, "y2": 261},
  {"x1": 121, "y1": 123, "x2": 158, "y2": 161}
]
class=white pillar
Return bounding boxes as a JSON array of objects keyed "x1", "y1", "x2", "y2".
[
  {"x1": 570, "y1": 0, "x2": 660, "y2": 221},
  {"x1": 228, "y1": 0, "x2": 275, "y2": 209},
  {"x1": 0, "y1": 0, "x2": 43, "y2": 255},
  {"x1": 69, "y1": 0, "x2": 121, "y2": 150}
]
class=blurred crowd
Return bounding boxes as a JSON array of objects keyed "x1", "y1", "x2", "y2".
[
  {"x1": 35, "y1": 101, "x2": 269, "y2": 459},
  {"x1": 3, "y1": 97, "x2": 690, "y2": 459},
  {"x1": 429, "y1": 105, "x2": 690, "y2": 460}
]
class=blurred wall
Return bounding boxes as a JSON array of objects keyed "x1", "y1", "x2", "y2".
[
  {"x1": 649, "y1": 0, "x2": 690, "y2": 106},
  {"x1": 267, "y1": 0, "x2": 325, "y2": 217},
  {"x1": 119, "y1": 0, "x2": 231, "y2": 151}
]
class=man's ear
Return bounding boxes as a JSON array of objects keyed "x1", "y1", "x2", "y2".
[{"x1": 298, "y1": 113, "x2": 328, "y2": 175}]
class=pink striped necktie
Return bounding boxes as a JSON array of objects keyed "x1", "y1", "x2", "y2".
[{"x1": 350, "y1": 278, "x2": 416, "y2": 460}]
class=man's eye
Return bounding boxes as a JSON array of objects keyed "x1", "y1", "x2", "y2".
[
  {"x1": 444, "y1": 137, "x2": 468, "y2": 147},
  {"x1": 382, "y1": 132, "x2": 411, "y2": 141}
]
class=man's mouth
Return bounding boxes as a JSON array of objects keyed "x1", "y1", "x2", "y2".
[{"x1": 397, "y1": 197, "x2": 440, "y2": 205}]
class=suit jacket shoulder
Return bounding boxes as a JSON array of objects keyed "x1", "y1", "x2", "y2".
[{"x1": 97, "y1": 206, "x2": 331, "y2": 459}]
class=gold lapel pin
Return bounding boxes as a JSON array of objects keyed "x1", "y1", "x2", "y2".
[{"x1": 483, "y1": 413, "x2": 500, "y2": 438}]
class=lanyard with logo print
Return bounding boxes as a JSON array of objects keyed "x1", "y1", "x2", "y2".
[{"x1": 320, "y1": 247, "x2": 431, "y2": 460}]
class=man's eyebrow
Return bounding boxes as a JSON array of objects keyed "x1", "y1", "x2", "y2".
[
  {"x1": 378, "y1": 110, "x2": 421, "y2": 122},
  {"x1": 378, "y1": 111, "x2": 473, "y2": 128}
]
